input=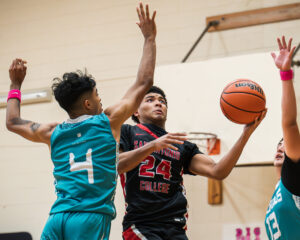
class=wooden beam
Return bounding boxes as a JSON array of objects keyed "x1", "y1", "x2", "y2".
[
  {"x1": 206, "y1": 3, "x2": 300, "y2": 32},
  {"x1": 235, "y1": 161, "x2": 273, "y2": 168},
  {"x1": 208, "y1": 178, "x2": 222, "y2": 205}
]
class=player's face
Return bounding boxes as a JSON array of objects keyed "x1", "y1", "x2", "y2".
[
  {"x1": 136, "y1": 93, "x2": 167, "y2": 124},
  {"x1": 90, "y1": 87, "x2": 103, "y2": 115},
  {"x1": 274, "y1": 140, "x2": 284, "y2": 167}
]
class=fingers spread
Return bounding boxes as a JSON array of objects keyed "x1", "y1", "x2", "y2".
[
  {"x1": 152, "y1": 10, "x2": 156, "y2": 21},
  {"x1": 271, "y1": 52, "x2": 276, "y2": 60},
  {"x1": 140, "y1": 2, "x2": 145, "y2": 18},
  {"x1": 282, "y1": 36, "x2": 287, "y2": 49},
  {"x1": 136, "y1": 7, "x2": 142, "y2": 22},
  {"x1": 167, "y1": 144, "x2": 178, "y2": 151},
  {"x1": 287, "y1": 38, "x2": 292, "y2": 51},
  {"x1": 145, "y1": 4, "x2": 150, "y2": 20},
  {"x1": 277, "y1": 38, "x2": 283, "y2": 50}
]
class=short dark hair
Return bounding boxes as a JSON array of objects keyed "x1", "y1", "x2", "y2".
[
  {"x1": 52, "y1": 70, "x2": 96, "y2": 112},
  {"x1": 131, "y1": 86, "x2": 167, "y2": 123}
]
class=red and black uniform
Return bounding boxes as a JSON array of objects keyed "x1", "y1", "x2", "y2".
[{"x1": 120, "y1": 123, "x2": 201, "y2": 240}]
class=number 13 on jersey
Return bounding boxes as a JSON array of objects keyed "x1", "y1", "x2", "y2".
[{"x1": 266, "y1": 212, "x2": 282, "y2": 240}]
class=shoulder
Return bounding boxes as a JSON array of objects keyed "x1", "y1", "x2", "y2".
[
  {"x1": 282, "y1": 153, "x2": 300, "y2": 173},
  {"x1": 182, "y1": 141, "x2": 202, "y2": 154},
  {"x1": 281, "y1": 153, "x2": 300, "y2": 196},
  {"x1": 120, "y1": 124, "x2": 136, "y2": 151},
  {"x1": 121, "y1": 124, "x2": 135, "y2": 134},
  {"x1": 94, "y1": 112, "x2": 108, "y2": 121}
]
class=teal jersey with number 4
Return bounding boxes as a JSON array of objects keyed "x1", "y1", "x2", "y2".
[
  {"x1": 265, "y1": 180, "x2": 300, "y2": 240},
  {"x1": 49, "y1": 113, "x2": 118, "y2": 218}
]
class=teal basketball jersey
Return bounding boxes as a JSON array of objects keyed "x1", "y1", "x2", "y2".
[
  {"x1": 265, "y1": 180, "x2": 300, "y2": 240},
  {"x1": 50, "y1": 113, "x2": 118, "y2": 218}
]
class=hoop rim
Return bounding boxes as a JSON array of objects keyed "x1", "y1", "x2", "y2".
[{"x1": 188, "y1": 132, "x2": 218, "y2": 140}]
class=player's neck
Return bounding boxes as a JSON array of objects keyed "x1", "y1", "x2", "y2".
[
  {"x1": 275, "y1": 166, "x2": 282, "y2": 181},
  {"x1": 68, "y1": 110, "x2": 91, "y2": 119},
  {"x1": 140, "y1": 119, "x2": 165, "y2": 130}
]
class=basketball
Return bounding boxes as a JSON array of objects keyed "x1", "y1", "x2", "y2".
[{"x1": 220, "y1": 79, "x2": 266, "y2": 124}]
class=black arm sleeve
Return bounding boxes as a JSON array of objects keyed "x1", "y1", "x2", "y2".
[
  {"x1": 182, "y1": 141, "x2": 202, "y2": 175},
  {"x1": 120, "y1": 124, "x2": 133, "y2": 152},
  {"x1": 281, "y1": 153, "x2": 300, "y2": 196}
]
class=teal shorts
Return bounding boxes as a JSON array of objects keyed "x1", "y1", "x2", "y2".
[{"x1": 41, "y1": 212, "x2": 112, "y2": 240}]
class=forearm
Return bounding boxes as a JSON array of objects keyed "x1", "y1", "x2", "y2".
[
  {"x1": 213, "y1": 131, "x2": 251, "y2": 179},
  {"x1": 118, "y1": 142, "x2": 156, "y2": 174},
  {"x1": 282, "y1": 80, "x2": 297, "y2": 127},
  {"x1": 136, "y1": 37, "x2": 156, "y2": 87},
  {"x1": 281, "y1": 76, "x2": 300, "y2": 160},
  {"x1": 6, "y1": 100, "x2": 38, "y2": 142}
]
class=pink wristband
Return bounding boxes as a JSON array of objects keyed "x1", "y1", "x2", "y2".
[
  {"x1": 280, "y1": 69, "x2": 293, "y2": 81},
  {"x1": 7, "y1": 89, "x2": 21, "y2": 102}
]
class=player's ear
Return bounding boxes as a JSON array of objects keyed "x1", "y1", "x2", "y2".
[
  {"x1": 133, "y1": 111, "x2": 139, "y2": 118},
  {"x1": 83, "y1": 99, "x2": 92, "y2": 110}
]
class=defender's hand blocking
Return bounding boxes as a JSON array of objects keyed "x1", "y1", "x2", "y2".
[
  {"x1": 9, "y1": 59, "x2": 27, "y2": 88},
  {"x1": 136, "y1": 3, "x2": 157, "y2": 40},
  {"x1": 271, "y1": 36, "x2": 296, "y2": 71},
  {"x1": 151, "y1": 133, "x2": 187, "y2": 151}
]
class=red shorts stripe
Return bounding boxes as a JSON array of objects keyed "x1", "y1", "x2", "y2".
[{"x1": 122, "y1": 226, "x2": 143, "y2": 240}]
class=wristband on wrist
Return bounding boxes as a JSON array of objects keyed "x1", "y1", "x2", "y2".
[
  {"x1": 280, "y1": 69, "x2": 293, "y2": 81},
  {"x1": 7, "y1": 89, "x2": 21, "y2": 102}
]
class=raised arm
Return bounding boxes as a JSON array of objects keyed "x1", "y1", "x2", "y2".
[
  {"x1": 6, "y1": 59, "x2": 58, "y2": 147},
  {"x1": 271, "y1": 36, "x2": 300, "y2": 162},
  {"x1": 105, "y1": 3, "x2": 156, "y2": 139},
  {"x1": 118, "y1": 133, "x2": 187, "y2": 174},
  {"x1": 189, "y1": 111, "x2": 266, "y2": 179}
]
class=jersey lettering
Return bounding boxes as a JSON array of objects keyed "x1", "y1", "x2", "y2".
[
  {"x1": 267, "y1": 188, "x2": 282, "y2": 214},
  {"x1": 140, "y1": 180, "x2": 170, "y2": 194}
]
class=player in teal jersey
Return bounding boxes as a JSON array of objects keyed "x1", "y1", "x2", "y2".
[
  {"x1": 265, "y1": 36, "x2": 300, "y2": 240},
  {"x1": 6, "y1": 3, "x2": 159, "y2": 239}
]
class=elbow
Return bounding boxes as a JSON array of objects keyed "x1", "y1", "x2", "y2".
[
  {"x1": 211, "y1": 168, "x2": 228, "y2": 180},
  {"x1": 214, "y1": 174, "x2": 226, "y2": 181},
  {"x1": 6, "y1": 117, "x2": 21, "y2": 133},
  {"x1": 211, "y1": 173, "x2": 226, "y2": 181},
  {"x1": 6, "y1": 120, "x2": 14, "y2": 132}
]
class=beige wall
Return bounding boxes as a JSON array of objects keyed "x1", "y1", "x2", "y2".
[{"x1": 0, "y1": 0, "x2": 299, "y2": 239}]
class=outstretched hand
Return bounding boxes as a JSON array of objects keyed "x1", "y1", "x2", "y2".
[
  {"x1": 151, "y1": 132, "x2": 187, "y2": 151},
  {"x1": 271, "y1": 36, "x2": 296, "y2": 71},
  {"x1": 9, "y1": 58, "x2": 27, "y2": 88},
  {"x1": 136, "y1": 2, "x2": 156, "y2": 40},
  {"x1": 243, "y1": 109, "x2": 267, "y2": 135}
]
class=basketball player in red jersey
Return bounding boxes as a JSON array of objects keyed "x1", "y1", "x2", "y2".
[{"x1": 118, "y1": 86, "x2": 267, "y2": 240}]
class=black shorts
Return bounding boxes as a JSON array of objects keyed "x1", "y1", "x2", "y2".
[{"x1": 122, "y1": 222, "x2": 188, "y2": 240}]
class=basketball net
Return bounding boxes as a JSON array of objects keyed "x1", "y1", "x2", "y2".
[{"x1": 188, "y1": 132, "x2": 220, "y2": 155}]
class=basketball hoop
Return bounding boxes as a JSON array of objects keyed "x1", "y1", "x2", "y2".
[{"x1": 188, "y1": 132, "x2": 220, "y2": 155}]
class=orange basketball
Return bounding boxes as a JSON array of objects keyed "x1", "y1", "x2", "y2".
[{"x1": 220, "y1": 79, "x2": 266, "y2": 124}]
